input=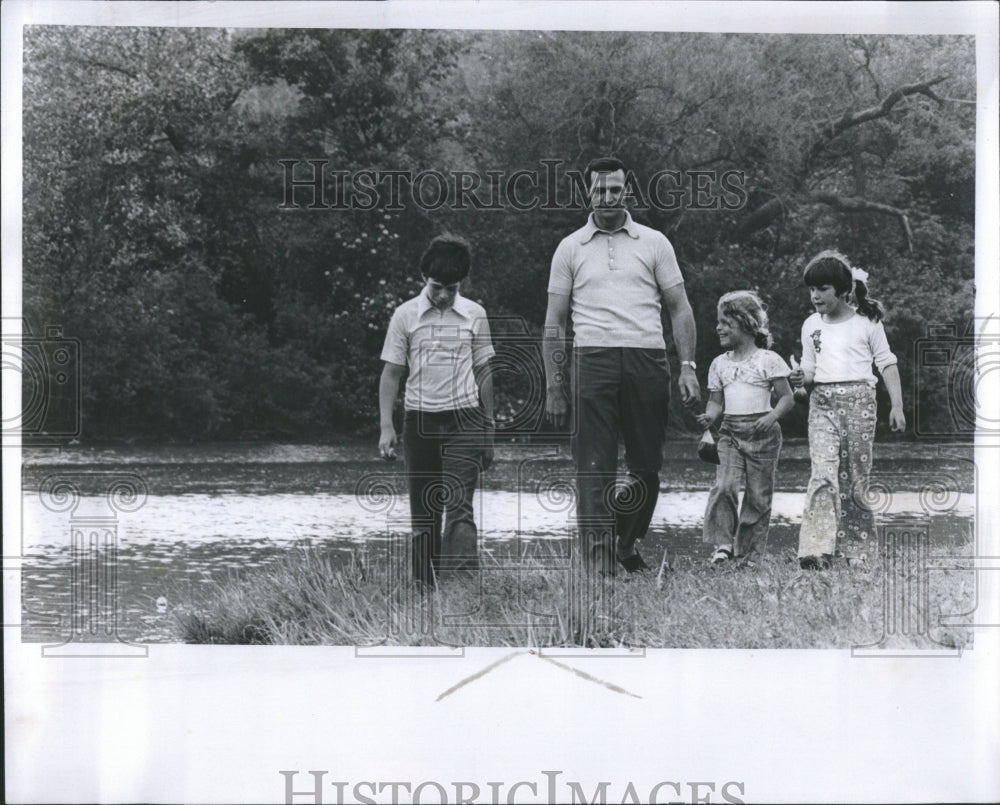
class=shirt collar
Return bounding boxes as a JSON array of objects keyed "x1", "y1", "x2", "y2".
[
  {"x1": 580, "y1": 211, "x2": 640, "y2": 244},
  {"x1": 417, "y1": 288, "x2": 474, "y2": 319}
]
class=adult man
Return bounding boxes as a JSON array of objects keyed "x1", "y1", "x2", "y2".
[
  {"x1": 544, "y1": 157, "x2": 699, "y2": 574},
  {"x1": 379, "y1": 235, "x2": 495, "y2": 585}
]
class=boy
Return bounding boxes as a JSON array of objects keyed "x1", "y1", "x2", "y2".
[{"x1": 378, "y1": 235, "x2": 495, "y2": 585}]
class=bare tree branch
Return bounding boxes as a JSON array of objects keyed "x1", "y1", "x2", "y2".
[
  {"x1": 811, "y1": 192, "x2": 914, "y2": 252},
  {"x1": 807, "y1": 76, "x2": 949, "y2": 165},
  {"x1": 734, "y1": 197, "x2": 785, "y2": 242},
  {"x1": 851, "y1": 35, "x2": 883, "y2": 99},
  {"x1": 840, "y1": 76, "x2": 947, "y2": 128},
  {"x1": 67, "y1": 56, "x2": 139, "y2": 81},
  {"x1": 686, "y1": 151, "x2": 735, "y2": 170}
]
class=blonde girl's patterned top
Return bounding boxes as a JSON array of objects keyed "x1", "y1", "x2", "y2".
[{"x1": 707, "y1": 349, "x2": 791, "y2": 415}]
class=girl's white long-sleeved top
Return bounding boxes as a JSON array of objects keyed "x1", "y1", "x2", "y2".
[{"x1": 800, "y1": 311, "x2": 897, "y2": 386}]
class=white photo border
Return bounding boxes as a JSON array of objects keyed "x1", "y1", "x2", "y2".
[{"x1": 3, "y1": 2, "x2": 998, "y2": 803}]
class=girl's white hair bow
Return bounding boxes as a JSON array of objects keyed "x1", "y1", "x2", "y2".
[{"x1": 851, "y1": 266, "x2": 869, "y2": 284}]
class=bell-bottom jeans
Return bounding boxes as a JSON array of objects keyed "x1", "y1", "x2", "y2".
[
  {"x1": 701, "y1": 413, "x2": 782, "y2": 557},
  {"x1": 798, "y1": 382, "x2": 877, "y2": 560}
]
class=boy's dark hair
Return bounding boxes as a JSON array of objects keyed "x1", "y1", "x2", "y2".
[
  {"x1": 802, "y1": 250, "x2": 885, "y2": 322},
  {"x1": 419, "y1": 234, "x2": 471, "y2": 284},
  {"x1": 584, "y1": 156, "x2": 627, "y2": 190}
]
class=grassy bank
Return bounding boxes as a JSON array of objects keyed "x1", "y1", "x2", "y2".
[{"x1": 175, "y1": 544, "x2": 973, "y2": 650}]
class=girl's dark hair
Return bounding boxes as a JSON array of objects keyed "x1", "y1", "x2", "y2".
[
  {"x1": 802, "y1": 249, "x2": 885, "y2": 322},
  {"x1": 718, "y1": 290, "x2": 773, "y2": 348},
  {"x1": 419, "y1": 234, "x2": 471, "y2": 284}
]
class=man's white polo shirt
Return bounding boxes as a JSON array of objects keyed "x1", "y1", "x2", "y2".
[
  {"x1": 548, "y1": 211, "x2": 684, "y2": 349},
  {"x1": 380, "y1": 290, "x2": 494, "y2": 412}
]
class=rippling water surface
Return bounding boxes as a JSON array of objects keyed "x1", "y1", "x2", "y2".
[{"x1": 18, "y1": 441, "x2": 975, "y2": 643}]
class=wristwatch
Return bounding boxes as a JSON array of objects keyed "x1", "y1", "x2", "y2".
[{"x1": 681, "y1": 360, "x2": 697, "y2": 370}]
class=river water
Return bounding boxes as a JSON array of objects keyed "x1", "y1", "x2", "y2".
[{"x1": 17, "y1": 441, "x2": 975, "y2": 643}]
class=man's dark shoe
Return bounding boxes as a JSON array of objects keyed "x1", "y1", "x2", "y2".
[{"x1": 620, "y1": 553, "x2": 650, "y2": 574}]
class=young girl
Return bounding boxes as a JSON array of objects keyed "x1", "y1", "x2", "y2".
[
  {"x1": 697, "y1": 291, "x2": 794, "y2": 564},
  {"x1": 789, "y1": 250, "x2": 906, "y2": 569}
]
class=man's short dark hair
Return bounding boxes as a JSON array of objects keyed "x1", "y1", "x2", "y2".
[
  {"x1": 419, "y1": 234, "x2": 472, "y2": 284},
  {"x1": 584, "y1": 156, "x2": 627, "y2": 190}
]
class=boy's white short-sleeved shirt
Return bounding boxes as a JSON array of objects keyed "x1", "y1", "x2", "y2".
[
  {"x1": 708, "y1": 349, "x2": 790, "y2": 414},
  {"x1": 381, "y1": 290, "x2": 494, "y2": 412}
]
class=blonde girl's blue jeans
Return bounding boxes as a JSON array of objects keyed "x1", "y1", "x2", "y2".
[
  {"x1": 701, "y1": 414, "x2": 782, "y2": 557},
  {"x1": 798, "y1": 382, "x2": 877, "y2": 560}
]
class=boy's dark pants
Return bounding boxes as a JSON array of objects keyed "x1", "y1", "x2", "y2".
[
  {"x1": 403, "y1": 408, "x2": 486, "y2": 584},
  {"x1": 573, "y1": 347, "x2": 670, "y2": 574}
]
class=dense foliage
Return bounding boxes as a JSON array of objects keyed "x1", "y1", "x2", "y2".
[{"x1": 21, "y1": 28, "x2": 976, "y2": 441}]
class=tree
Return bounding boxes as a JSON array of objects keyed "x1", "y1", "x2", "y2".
[{"x1": 21, "y1": 28, "x2": 975, "y2": 441}]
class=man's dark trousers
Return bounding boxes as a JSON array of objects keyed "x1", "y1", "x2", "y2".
[
  {"x1": 573, "y1": 347, "x2": 670, "y2": 574},
  {"x1": 403, "y1": 408, "x2": 486, "y2": 585}
]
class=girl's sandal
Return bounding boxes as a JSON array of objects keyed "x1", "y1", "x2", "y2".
[{"x1": 709, "y1": 547, "x2": 734, "y2": 565}]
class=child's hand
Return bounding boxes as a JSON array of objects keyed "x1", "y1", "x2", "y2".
[
  {"x1": 750, "y1": 412, "x2": 777, "y2": 437},
  {"x1": 695, "y1": 413, "x2": 713, "y2": 429},
  {"x1": 379, "y1": 425, "x2": 398, "y2": 460},
  {"x1": 889, "y1": 407, "x2": 906, "y2": 433},
  {"x1": 788, "y1": 355, "x2": 806, "y2": 389}
]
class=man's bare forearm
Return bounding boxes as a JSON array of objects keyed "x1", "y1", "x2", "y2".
[
  {"x1": 543, "y1": 323, "x2": 569, "y2": 392},
  {"x1": 670, "y1": 299, "x2": 697, "y2": 364}
]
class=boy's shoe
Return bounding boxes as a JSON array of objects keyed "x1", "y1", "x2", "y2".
[
  {"x1": 709, "y1": 546, "x2": 734, "y2": 565},
  {"x1": 799, "y1": 554, "x2": 833, "y2": 571}
]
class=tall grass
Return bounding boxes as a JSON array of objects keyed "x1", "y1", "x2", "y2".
[{"x1": 174, "y1": 543, "x2": 973, "y2": 650}]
